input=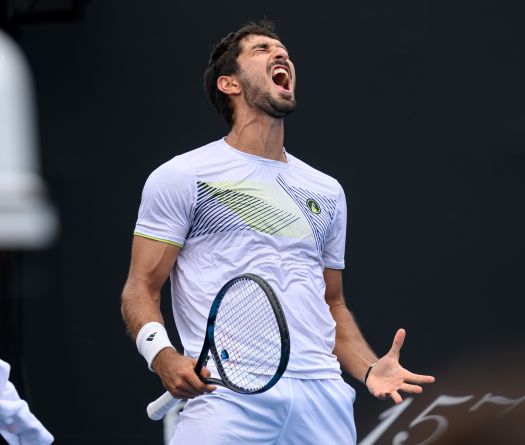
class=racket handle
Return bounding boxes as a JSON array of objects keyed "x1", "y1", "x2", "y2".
[{"x1": 147, "y1": 391, "x2": 185, "y2": 421}]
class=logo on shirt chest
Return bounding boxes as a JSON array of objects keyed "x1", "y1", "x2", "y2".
[{"x1": 306, "y1": 198, "x2": 321, "y2": 215}]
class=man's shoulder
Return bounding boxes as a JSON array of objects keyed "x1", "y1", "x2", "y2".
[
  {"x1": 152, "y1": 139, "x2": 223, "y2": 174},
  {"x1": 141, "y1": 140, "x2": 221, "y2": 189},
  {"x1": 178, "y1": 139, "x2": 223, "y2": 160},
  {"x1": 168, "y1": 139, "x2": 222, "y2": 165}
]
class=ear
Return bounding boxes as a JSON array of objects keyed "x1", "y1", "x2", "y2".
[{"x1": 217, "y1": 75, "x2": 241, "y2": 96}]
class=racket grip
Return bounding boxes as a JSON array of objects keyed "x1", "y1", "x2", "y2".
[{"x1": 147, "y1": 391, "x2": 185, "y2": 421}]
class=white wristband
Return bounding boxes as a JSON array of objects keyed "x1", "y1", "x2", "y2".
[{"x1": 136, "y1": 322, "x2": 175, "y2": 371}]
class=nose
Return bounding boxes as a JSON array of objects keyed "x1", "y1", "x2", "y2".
[{"x1": 273, "y1": 46, "x2": 289, "y2": 62}]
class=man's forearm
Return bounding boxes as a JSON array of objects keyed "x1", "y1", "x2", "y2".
[
  {"x1": 330, "y1": 302, "x2": 378, "y2": 383},
  {"x1": 121, "y1": 237, "x2": 180, "y2": 339},
  {"x1": 121, "y1": 278, "x2": 165, "y2": 340}
]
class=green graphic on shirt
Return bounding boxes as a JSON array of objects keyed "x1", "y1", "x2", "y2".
[
  {"x1": 190, "y1": 180, "x2": 309, "y2": 240},
  {"x1": 306, "y1": 198, "x2": 321, "y2": 214},
  {"x1": 189, "y1": 178, "x2": 337, "y2": 253}
]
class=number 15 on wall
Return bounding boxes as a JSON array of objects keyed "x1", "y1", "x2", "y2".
[{"x1": 359, "y1": 393, "x2": 525, "y2": 445}]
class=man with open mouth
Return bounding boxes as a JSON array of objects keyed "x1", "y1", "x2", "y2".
[{"x1": 122, "y1": 19, "x2": 435, "y2": 445}]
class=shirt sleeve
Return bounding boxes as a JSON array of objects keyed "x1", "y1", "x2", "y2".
[
  {"x1": 0, "y1": 359, "x2": 54, "y2": 445},
  {"x1": 322, "y1": 184, "x2": 347, "y2": 269},
  {"x1": 134, "y1": 156, "x2": 196, "y2": 247}
]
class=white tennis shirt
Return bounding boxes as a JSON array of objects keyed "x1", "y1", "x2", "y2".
[{"x1": 135, "y1": 138, "x2": 347, "y2": 379}]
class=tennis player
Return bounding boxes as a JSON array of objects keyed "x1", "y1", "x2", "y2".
[{"x1": 121, "y1": 19, "x2": 435, "y2": 444}]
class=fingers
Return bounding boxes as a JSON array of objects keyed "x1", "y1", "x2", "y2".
[
  {"x1": 404, "y1": 370, "x2": 436, "y2": 385},
  {"x1": 390, "y1": 391, "x2": 403, "y2": 404},
  {"x1": 168, "y1": 376, "x2": 211, "y2": 399},
  {"x1": 371, "y1": 389, "x2": 403, "y2": 404},
  {"x1": 399, "y1": 383, "x2": 423, "y2": 394},
  {"x1": 369, "y1": 388, "x2": 388, "y2": 400},
  {"x1": 154, "y1": 350, "x2": 217, "y2": 399},
  {"x1": 181, "y1": 365, "x2": 212, "y2": 397},
  {"x1": 173, "y1": 388, "x2": 203, "y2": 399},
  {"x1": 199, "y1": 365, "x2": 212, "y2": 379},
  {"x1": 199, "y1": 366, "x2": 218, "y2": 393},
  {"x1": 388, "y1": 328, "x2": 406, "y2": 358}
]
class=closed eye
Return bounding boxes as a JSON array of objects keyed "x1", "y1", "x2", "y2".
[{"x1": 252, "y1": 44, "x2": 269, "y2": 54}]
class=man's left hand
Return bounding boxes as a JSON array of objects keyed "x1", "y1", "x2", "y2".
[{"x1": 366, "y1": 328, "x2": 435, "y2": 404}]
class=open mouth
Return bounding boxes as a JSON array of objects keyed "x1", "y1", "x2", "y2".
[{"x1": 271, "y1": 66, "x2": 291, "y2": 91}]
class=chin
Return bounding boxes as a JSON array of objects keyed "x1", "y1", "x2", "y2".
[{"x1": 268, "y1": 102, "x2": 296, "y2": 119}]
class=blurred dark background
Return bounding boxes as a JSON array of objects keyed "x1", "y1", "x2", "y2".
[{"x1": 1, "y1": 0, "x2": 524, "y2": 443}]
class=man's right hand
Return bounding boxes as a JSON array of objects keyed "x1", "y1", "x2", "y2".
[{"x1": 151, "y1": 348, "x2": 217, "y2": 399}]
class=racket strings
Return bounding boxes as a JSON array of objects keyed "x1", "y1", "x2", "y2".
[
  {"x1": 217, "y1": 281, "x2": 280, "y2": 367},
  {"x1": 213, "y1": 278, "x2": 283, "y2": 391}
]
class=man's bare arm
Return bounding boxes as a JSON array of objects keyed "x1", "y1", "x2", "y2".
[
  {"x1": 121, "y1": 236, "x2": 216, "y2": 399},
  {"x1": 324, "y1": 268, "x2": 378, "y2": 383},
  {"x1": 324, "y1": 268, "x2": 435, "y2": 404},
  {"x1": 121, "y1": 236, "x2": 179, "y2": 338}
]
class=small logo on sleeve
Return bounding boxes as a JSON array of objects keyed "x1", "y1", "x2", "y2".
[
  {"x1": 306, "y1": 198, "x2": 321, "y2": 214},
  {"x1": 146, "y1": 333, "x2": 157, "y2": 341}
]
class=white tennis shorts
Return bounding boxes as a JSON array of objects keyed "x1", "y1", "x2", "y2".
[{"x1": 169, "y1": 378, "x2": 357, "y2": 445}]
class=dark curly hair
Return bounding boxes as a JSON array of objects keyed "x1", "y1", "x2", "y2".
[{"x1": 203, "y1": 19, "x2": 280, "y2": 126}]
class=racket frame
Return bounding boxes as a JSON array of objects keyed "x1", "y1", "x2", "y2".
[{"x1": 202, "y1": 273, "x2": 290, "y2": 394}]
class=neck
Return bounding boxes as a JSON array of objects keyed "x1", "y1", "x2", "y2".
[{"x1": 225, "y1": 110, "x2": 286, "y2": 162}]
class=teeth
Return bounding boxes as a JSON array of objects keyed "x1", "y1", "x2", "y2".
[
  {"x1": 272, "y1": 67, "x2": 290, "y2": 90},
  {"x1": 273, "y1": 68, "x2": 288, "y2": 76}
]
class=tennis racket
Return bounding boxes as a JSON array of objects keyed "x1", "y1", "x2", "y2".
[{"x1": 147, "y1": 273, "x2": 290, "y2": 420}]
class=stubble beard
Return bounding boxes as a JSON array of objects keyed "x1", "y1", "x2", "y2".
[{"x1": 239, "y1": 70, "x2": 296, "y2": 119}]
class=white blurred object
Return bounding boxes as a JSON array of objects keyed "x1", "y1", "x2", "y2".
[
  {"x1": 0, "y1": 359, "x2": 54, "y2": 444},
  {"x1": 163, "y1": 401, "x2": 185, "y2": 445},
  {"x1": 0, "y1": 29, "x2": 57, "y2": 249}
]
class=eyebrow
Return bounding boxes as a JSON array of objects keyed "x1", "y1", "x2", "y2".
[{"x1": 250, "y1": 42, "x2": 289, "y2": 53}]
